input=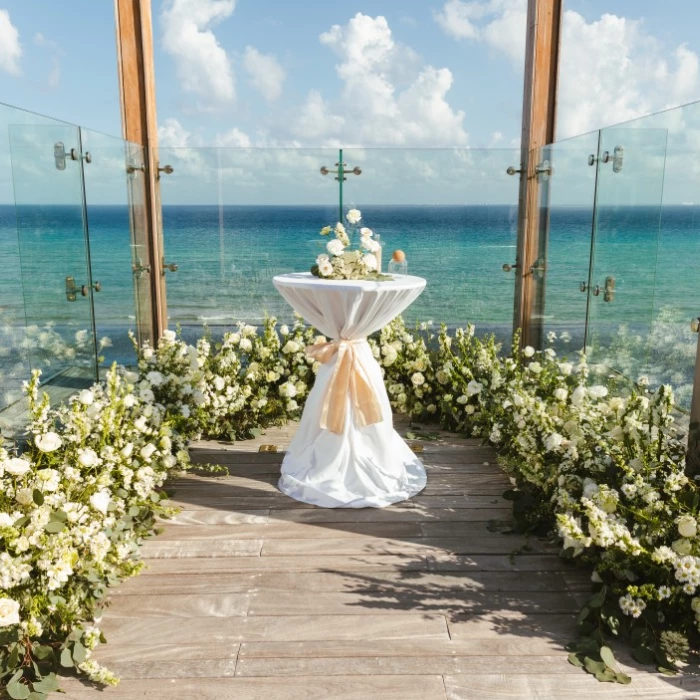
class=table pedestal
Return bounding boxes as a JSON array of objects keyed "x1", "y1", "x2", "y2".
[{"x1": 279, "y1": 338, "x2": 426, "y2": 508}]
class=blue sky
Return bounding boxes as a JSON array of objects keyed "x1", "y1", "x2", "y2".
[{"x1": 1, "y1": 0, "x2": 700, "y2": 150}]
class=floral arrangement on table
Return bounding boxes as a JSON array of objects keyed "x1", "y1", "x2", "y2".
[
  {"x1": 311, "y1": 208, "x2": 390, "y2": 281},
  {"x1": 2, "y1": 316, "x2": 700, "y2": 696}
]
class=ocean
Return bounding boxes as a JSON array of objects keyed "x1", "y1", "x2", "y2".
[{"x1": 1, "y1": 204, "x2": 699, "y2": 411}]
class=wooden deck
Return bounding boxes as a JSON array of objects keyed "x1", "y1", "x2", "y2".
[{"x1": 61, "y1": 423, "x2": 699, "y2": 699}]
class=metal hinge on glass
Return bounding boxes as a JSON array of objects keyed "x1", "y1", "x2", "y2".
[
  {"x1": 601, "y1": 146, "x2": 624, "y2": 173},
  {"x1": 54, "y1": 142, "x2": 91, "y2": 170},
  {"x1": 593, "y1": 276, "x2": 616, "y2": 302}
]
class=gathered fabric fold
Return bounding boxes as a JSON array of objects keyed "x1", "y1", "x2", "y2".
[{"x1": 305, "y1": 338, "x2": 383, "y2": 435}]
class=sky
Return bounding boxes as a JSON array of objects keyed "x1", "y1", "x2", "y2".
[{"x1": 1, "y1": 0, "x2": 700, "y2": 150}]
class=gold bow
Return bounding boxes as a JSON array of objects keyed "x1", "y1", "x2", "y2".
[{"x1": 305, "y1": 339, "x2": 383, "y2": 435}]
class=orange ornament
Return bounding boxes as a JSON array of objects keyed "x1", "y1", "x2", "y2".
[{"x1": 392, "y1": 249, "x2": 406, "y2": 262}]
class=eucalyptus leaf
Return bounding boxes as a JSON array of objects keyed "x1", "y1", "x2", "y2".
[
  {"x1": 632, "y1": 646, "x2": 656, "y2": 665},
  {"x1": 32, "y1": 489, "x2": 44, "y2": 506},
  {"x1": 657, "y1": 666, "x2": 678, "y2": 676},
  {"x1": 32, "y1": 675, "x2": 61, "y2": 693},
  {"x1": 567, "y1": 653, "x2": 584, "y2": 668},
  {"x1": 44, "y1": 520, "x2": 65, "y2": 534},
  {"x1": 594, "y1": 669, "x2": 617, "y2": 683},
  {"x1": 583, "y1": 657, "x2": 606, "y2": 675},
  {"x1": 59, "y1": 647, "x2": 73, "y2": 668},
  {"x1": 72, "y1": 641, "x2": 87, "y2": 664},
  {"x1": 615, "y1": 672, "x2": 632, "y2": 684},
  {"x1": 50, "y1": 510, "x2": 68, "y2": 522},
  {"x1": 6, "y1": 680, "x2": 31, "y2": 699},
  {"x1": 600, "y1": 646, "x2": 619, "y2": 673}
]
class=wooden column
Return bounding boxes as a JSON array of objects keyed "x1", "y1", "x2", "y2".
[
  {"x1": 114, "y1": 0, "x2": 166, "y2": 341},
  {"x1": 513, "y1": 0, "x2": 563, "y2": 348}
]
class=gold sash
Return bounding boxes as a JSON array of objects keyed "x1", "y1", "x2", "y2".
[{"x1": 305, "y1": 339, "x2": 383, "y2": 435}]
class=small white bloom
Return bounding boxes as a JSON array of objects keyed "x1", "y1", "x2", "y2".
[
  {"x1": 528, "y1": 362, "x2": 542, "y2": 374},
  {"x1": 360, "y1": 227, "x2": 373, "y2": 237},
  {"x1": 34, "y1": 432, "x2": 62, "y2": 453},
  {"x1": 0, "y1": 598, "x2": 20, "y2": 628},
  {"x1": 362, "y1": 253, "x2": 378, "y2": 271},
  {"x1": 466, "y1": 380, "x2": 483, "y2": 397},
  {"x1": 146, "y1": 371, "x2": 165, "y2": 386},
  {"x1": 15, "y1": 488, "x2": 34, "y2": 506},
  {"x1": 90, "y1": 490, "x2": 111, "y2": 514},
  {"x1": 678, "y1": 515, "x2": 698, "y2": 539},
  {"x1": 4, "y1": 457, "x2": 31, "y2": 476},
  {"x1": 140, "y1": 443, "x2": 157, "y2": 461},
  {"x1": 658, "y1": 586, "x2": 672, "y2": 600},
  {"x1": 571, "y1": 386, "x2": 586, "y2": 406},
  {"x1": 327, "y1": 239, "x2": 345, "y2": 256},
  {"x1": 588, "y1": 385, "x2": 608, "y2": 399},
  {"x1": 78, "y1": 448, "x2": 99, "y2": 468},
  {"x1": 457, "y1": 395, "x2": 469, "y2": 405},
  {"x1": 240, "y1": 338, "x2": 253, "y2": 352},
  {"x1": 554, "y1": 388, "x2": 568, "y2": 402},
  {"x1": 411, "y1": 372, "x2": 425, "y2": 386},
  {"x1": 162, "y1": 329, "x2": 177, "y2": 342},
  {"x1": 78, "y1": 389, "x2": 95, "y2": 405},
  {"x1": 346, "y1": 209, "x2": 362, "y2": 224},
  {"x1": 523, "y1": 346, "x2": 535, "y2": 358}
]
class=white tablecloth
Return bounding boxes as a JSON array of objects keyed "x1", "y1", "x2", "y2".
[{"x1": 273, "y1": 272, "x2": 427, "y2": 508}]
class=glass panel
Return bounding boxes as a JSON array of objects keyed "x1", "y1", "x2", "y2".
[
  {"x1": 80, "y1": 127, "x2": 152, "y2": 366},
  {"x1": 341, "y1": 148, "x2": 520, "y2": 342},
  {"x1": 0, "y1": 104, "x2": 72, "y2": 414},
  {"x1": 8, "y1": 124, "x2": 98, "y2": 388},
  {"x1": 536, "y1": 131, "x2": 600, "y2": 356},
  {"x1": 586, "y1": 127, "x2": 668, "y2": 381},
  {"x1": 158, "y1": 148, "x2": 339, "y2": 343}
]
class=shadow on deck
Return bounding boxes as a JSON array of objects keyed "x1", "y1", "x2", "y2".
[{"x1": 60, "y1": 422, "x2": 700, "y2": 699}]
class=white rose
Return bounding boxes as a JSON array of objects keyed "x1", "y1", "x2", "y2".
[
  {"x1": 588, "y1": 385, "x2": 608, "y2": 399},
  {"x1": 280, "y1": 324, "x2": 290, "y2": 336},
  {"x1": 162, "y1": 329, "x2": 177, "y2": 342},
  {"x1": 121, "y1": 443, "x2": 134, "y2": 458},
  {"x1": 134, "y1": 416, "x2": 148, "y2": 432},
  {"x1": 523, "y1": 346, "x2": 535, "y2": 358},
  {"x1": 571, "y1": 386, "x2": 586, "y2": 406},
  {"x1": 15, "y1": 488, "x2": 34, "y2": 506},
  {"x1": 466, "y1": 380, "x2": 483, "y2": 397},
  {"x1": 146, "y1": 371, "x2": 165, "y2": 386},
  {"x1": 554, "y1": 388, "x2": 568, "y2": 401},
  {"x1": 327, "y1": 239, "x2": 345, "y2": 256},
  {"x1": 672, "y1": 538, "x2": 693, "y2": 555},
  {"x1": 140, "y1": 443, "x2": 157, "y2": 461},
  {"x1": 214, "y1": 376, "x2": 225, "y2": 391},
  {"x1": 346, "y1": 208, "x2": 362, "y2": 224},
  {"x1": 0, "y1": 514, "x2": 13, "y2": 527},
  {"x1": 558, "y1": 362, "x2": 573, "y2": 376},
  {"x1": 0, "y1": 598, "x2": 20, "y2": 628},
  {"x1": 545, "y1": 433, "x2": 564, "y2": 452},
  {"x1": 240, "y1": 338, "x2": 253, "y2": 352},
  {"x1": 360, "y1": 227, "x2": 373, "y2": 237},
  {"x1": 35, "y1": 432, "x2": 62, "y2": 453},
  {"x1": 528, "y1": 362, "x2": 542, "y2": 374},
  {"x1": 318, "y1": 259, "x2": 334, "y2": 276},
  {"x1": 4, "y1": 457, "x2": 31, "y2": 476},
  {"x1": 90, "y1": 490, "x2": 111, "y2": 515},
  {"x1": 411, "y1": 372, "x2": 425, "y2": 386},
  {"x1": 78, "y1": 448, "x2": 99, "y2": 468},
  {"x1": 678, "y1": 515, "x2": 698, "y2": 538},
  {"x1": 77, "y1": 389, "x2": 94, "y2": 405},
  {"x1": 282, "y1": 341, "x2": 301, "y2": 354},
  {"x1": 361, "y1": 237, "x2": 380, "y2": 253},
  {"x1": 457, "y1": 395, "x2": 469, "y2": 405},
  {"x1": 362, "y1": 253, "x2": 378, "y2": 271}
]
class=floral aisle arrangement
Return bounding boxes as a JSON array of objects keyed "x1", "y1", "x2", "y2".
[
  {"x1": 2, "y1": 315, "x2": 699, "y2": 696},
  {"x1": 311, "y1": 208, "x2": 389, "y2": 281},
  {"x1": 0, "y1": 366, "x2": 188, "y2": 698}
]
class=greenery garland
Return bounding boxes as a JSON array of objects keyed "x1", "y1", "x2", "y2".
[{"x1": 0, "y1": 315, "x2": 698, "y2": 696}]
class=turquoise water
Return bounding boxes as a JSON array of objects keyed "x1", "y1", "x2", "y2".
[{"x1": 2, "y1": 203, "x2": 700, "y2": 410}]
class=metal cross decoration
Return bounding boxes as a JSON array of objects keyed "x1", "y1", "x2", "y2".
[{"x1": 320, "y1": 149, "x2": 362, "y2": 223}]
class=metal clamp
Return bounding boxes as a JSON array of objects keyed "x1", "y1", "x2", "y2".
[
  {"x1": 54, "y1": 142, "x2": 91, "y2": 170},
  {"x1": 157, "y1": 164, "x2": 174, "y2": 179},
  {"x1": 506, "y1": 166, "x2": 522, "y2": 176},
  {"x1": 502, "y1": 263, "x2": 518, "y2": 272},
  {"x1": 132, "y1": 258, "x2": 151, "y2": 278},
  {"x1": 320, "y1": 163, "x2": 361, "y2": 182},
  {"x1": 691, "y1": 317, "x2": 700, "y2": 333},
  {"x1": 593, "y1": 276, "x2": 616, "y2": 302},
  {"x1": 601, "y1": 146, "x2": 624, "y2": 173},
  {"x1": 162, "y1": 260, "x2": 178, "y2": 275},
  {"x1": 535, "y1": 160, "x2": 552, "y2": 181},
  {"x1": 81, "y1": 281, "x2": 101, "y2": 296},
  {"x1": 587, "y1": 154, "x2": 597, "y2": 166},
  {"x1": 580, "y1": 282, "x2": 588, "y2": 293}
]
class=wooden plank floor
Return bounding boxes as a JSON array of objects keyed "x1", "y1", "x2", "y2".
[{"x1": 61, "y1": 423, "x2": 700, "y2": 699}]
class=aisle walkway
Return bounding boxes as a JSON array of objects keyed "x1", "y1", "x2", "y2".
[{"x1": 61, "y1": 424, "x2": 699, "y2": 699}]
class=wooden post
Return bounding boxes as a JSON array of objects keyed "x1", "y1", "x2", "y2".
[
  {"x1": 114, "y1": 0, "x2": 166, "y2": 341},
  {"x1": 513, "y1": 0, "x2": 563, "y2": 348}
]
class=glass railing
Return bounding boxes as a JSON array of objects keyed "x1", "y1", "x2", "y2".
[
  {"x1": 157, "y1": 147, "x2": 520, "y2": 345},
  {"x1": 2, "y1": 98, "x2": 700, "y2": 419}
]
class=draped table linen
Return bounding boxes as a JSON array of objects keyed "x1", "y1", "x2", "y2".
[{"x1": 272, "y1": 272, "x2": 427, "y2": 508}]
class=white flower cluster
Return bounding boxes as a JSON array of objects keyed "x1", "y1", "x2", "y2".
[{"x1": 314, "y1": 209, "x2": 382, "y2": 280}]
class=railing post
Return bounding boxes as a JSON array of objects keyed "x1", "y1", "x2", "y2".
[
  {"x1": 513, "y1": 0, "x2": 563, "y2": 349},
  {"x1": 114, "y1": 0, "x2": 166, "y2": 343}
]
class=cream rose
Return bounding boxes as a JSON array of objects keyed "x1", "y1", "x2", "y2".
[
  {"x1": 678, "y1": 515, "x2": 698, "y2": 538},
  {"x1": 90, "y1": 490, "x2": 111, "y2": 515},
  {"x1": 35, "y1": 432, "x2": 62, "y2": 453},
  {"x1": 327, "y1": 239, "x2": 345, "y2": 256},
  {"x1": 362, "y1": 253, "x2": 378, "y2": 271},
  {"x1": 78, "y1": 448, "x2": 99, "y2": 468},
  {"x1": 4, "y1": 458, "x2": 31, "y2": 476},
  {"x1": 0, "y1": 598, "x2": 20, "y2": 628},
  {"x1": 346, "y1": 209, "x2": 362, "y2": 224}
]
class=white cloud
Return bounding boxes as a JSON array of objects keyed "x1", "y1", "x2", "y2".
[
  {"x1": 243, "y1": 46, "x2": 285, "y2": 102},
  {"x1": 434, "y1": 0, "x2": 700, "y2": 138},
  {"x1": 294, "y1": 13, "x2": 468, "y2": 147},
  {"x1": 158, "y1": 117, "x2": 192, "y2": 147},
  {"x1": 0, "y1": 10, "x2": 21, "y2": 75},
  {"x1": 215, "y1": 126, "x2": 251, "y2": 147},
  {"x1": 161, "y1": 0, "x2": 236, "y2": 108},
  {"x1": 34, "y1": 32, "x2": 62, "y2": 89}
]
